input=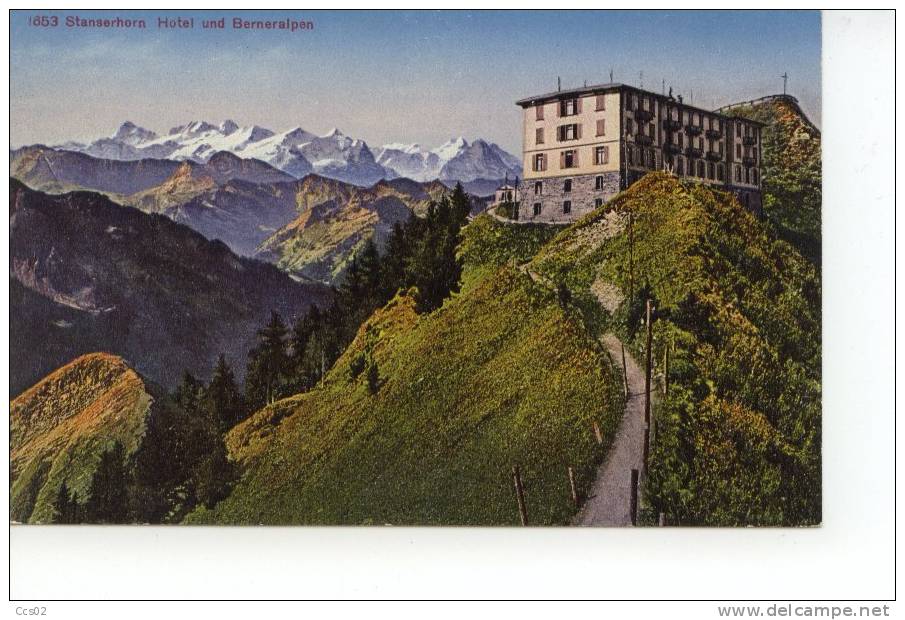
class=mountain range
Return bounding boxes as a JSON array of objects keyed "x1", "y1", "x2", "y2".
[
  {"x1": 10, "y1": 179, "x2": 331, "y2": 396},
  {"x1": 10, "y1": 146, "x2": 480, "y2": 283},
  {"x1": 53, "y1": 121, "x2": 522, "y2": 188}
]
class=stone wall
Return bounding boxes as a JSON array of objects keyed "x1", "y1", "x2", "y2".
[{"x1": 517, "y1": 171, "x2": 620, "y2": 223}]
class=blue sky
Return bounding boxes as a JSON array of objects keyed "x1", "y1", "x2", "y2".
[{"x1": 10, "y1": 10, "x2": 821, "y2": 154}]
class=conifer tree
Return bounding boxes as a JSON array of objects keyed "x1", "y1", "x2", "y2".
[
  {"x1": 83, "y1": 442, "x2": 129, "y2": 524},
  {"x1": 52, "y1": 482, "x2": 80, "y2": 524},
  {"x1": 246, "y1": 311, "x2": 290, "y2": 409},
  {"x1": 203, "y1": 355, "x2": 246, "y2": 432}
]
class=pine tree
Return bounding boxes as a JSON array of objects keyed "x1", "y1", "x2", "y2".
[
  {"x1": 83, "y1": 442, "x2": 129, "y2": 524},
  {"x1": 380, "y1": 221, "x2": 410, "y2": 300},
  {"x1": 203, "y1": 355, "x2": 246, "y2": 432},
  {"x1": 246, "y1": 311, "x2": 290, "y2": 409},
  {"x1": 52, "y1": 482, "x2": 80, "y2": 524}
]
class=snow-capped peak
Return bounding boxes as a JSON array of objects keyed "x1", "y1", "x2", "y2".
[
  {"x1": 433, "y1": 137, "x2": 469, "y2": 161},
  {"x1": 220, "y1": 119, "x2": 239, "y2": 135}
]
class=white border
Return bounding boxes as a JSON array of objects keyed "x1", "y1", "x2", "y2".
[{"x1": 4, "y1": 7, "x2": 897, "y2": 607}]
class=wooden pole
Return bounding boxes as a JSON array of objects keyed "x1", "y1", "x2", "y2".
[
  {"x1": 568, "y1": 467, "x2": 579, "y2": 507},
  {"x1": 512, "y1": 465, "x2": 528, "y2": 526},
  {"x1": 643, "y1": 427, "x2": 650, "y2": 472},
  {"x1": 644, "y1": 299, "x2": 653, "y2": 427},
  {"x1": 592, "y1": 421, "x2": 603, "y2": 445},
  {"x1": 630, "y1": 468, "x2": 639, "y2": 526},
  {"x1": 620, "y1": 342, "x2": 629, "y2": 397}
]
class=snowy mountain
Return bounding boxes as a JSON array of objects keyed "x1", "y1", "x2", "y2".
[
  {"x1": 375, "y1": 137, "x2": 522, "y2": 184},
  {"x1": 57, "y1": 122, "x2": 522, "y2": 188}
]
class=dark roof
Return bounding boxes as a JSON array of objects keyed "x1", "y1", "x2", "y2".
[
  {"x1": 515, "y1": 82, "x2": 767, "y2": 126},
  {"x1": 516, "y1": 82, "x2": 623, "y2": 107}
]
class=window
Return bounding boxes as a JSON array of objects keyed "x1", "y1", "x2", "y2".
[
  {"x1": 533, "y1": 202, "x2": 542, "y2": 216},
  {"x1": 595, "y1": 175, "x2": 605, "y2": 190},
  {"x1": 594, "y1": 198, "x2": 603, "y2": 209},
  {"x1": 561, "y1": 150, "x2": 578, "y2": 169},
  {"x1": 678, "y1": 133, "x2": 684, "y2": 147},
  {"x1": 735, "y1": 166, "x2": 742, "y2": 182},
  {"x1": 533, "y1": 153, "x2": 546, "y2": 172},
  {"x1": 708, "y1": 162, "x2": 715, "y2": 179},
  {"x1": 627, "y1": 147, "x2": 634, "y2": 166},
  {"x1": 736, "y1": 124, "x2": 742, "y2": 138},
  {"x1": 649, "y1": 123, "x2": 656, "y2": 138},
  {"x1": 534, "y1": 181, "x2": 543, "y2": 195},
  {"x1": 736, "y1": 144, "x2": 742, "y2": 158},
  {"x1": 717, "y1": 164, "x2": 724, "y2": 182},
  {"x1": 698, "y1": 160, "x2": 705, "y2": 177},
  {"x1": 596, "y1": 119, "x2": 606, "y2": 136},
  {"x1": 745, "y1": 168, "x2": 750, "y2": 184},
  {"x1": 563, "y1": 179, "x2": 572, "y2": 192},
  {"x1": 560, "y1": 98, "x2": 579, "y2": 116},
  {"x1": 645, "y1": 149, "x2": 655, "y2": 168},
  {"x1": 677, "y1": 157, "x2": 684, "y2": 175},
  {"x1": 625, "y1": 94, "x2": 633, "y2": 110},
  {"x1": 595, "y1": 94, "x2": 606, "y2": 111},
  {"x1": 563, "y1": 200, "x2": 571, "y2": 214},
  {"x1": 753, "y1": 169, "x2": 759, "y2": 185},
  {"x1": 594, "y1": 146, "x2": 609, "y2": 165},
  {"x1": 536, "y1": 128, "x2": 544, "y2": 145},
  {"x1": 536, "y1": 105, "x2": 544, "y2": 121},
  {"x1": 557, "y1": 123, "x2": 580, "y2": 141},
  {"x1": 625, "y1": 119, "x2": 634, "y2": 134}
]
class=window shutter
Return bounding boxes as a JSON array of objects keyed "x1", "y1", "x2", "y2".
[
  {"x1": 604, "y1": 146, "x2": 609, "y2": 164},
  {"x1": 559, "y1": 151, "x2": 565, "y2": 169},
  {"x1": 536, "y1": 127, "x2": 543, "y2": 144},
  {"x1": 536, "y1": 104, "x2": 544, "y2": 120},
  {"x1": 575, "y1": 98, "x2": 582, "y2": 114},
  {"x1": 597, "y1": 119, "x2": 605, "y2": 136},
  {"x1": 574, "y1": 149, "x2": 580, "y2": 167},
  {"x1": 576, "y1": 123, "x2": 582, "y2": 139}
]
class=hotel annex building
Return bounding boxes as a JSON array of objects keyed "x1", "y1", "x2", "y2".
[{"x1": 514, "y1": 82, "x2": 764, "y2": 223}]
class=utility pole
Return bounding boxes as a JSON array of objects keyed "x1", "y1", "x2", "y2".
[
  {"x1": 609, "y1": 67, "x2": 614, "y2": 83},
  {"x1": 781, "y1": 72, "x2": 789, "y2": 95},
  {"x1": 557, "y1": 76, "x2": 561, "y2": 92}
]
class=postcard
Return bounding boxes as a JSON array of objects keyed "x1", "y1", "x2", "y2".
[{"x1": 9, "y1": 9, "x2": 822, "y2": 527}]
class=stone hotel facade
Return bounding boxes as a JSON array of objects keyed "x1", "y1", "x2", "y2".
[{"x1": 514, "y1": 83, "x2": 764, "y2": 223}]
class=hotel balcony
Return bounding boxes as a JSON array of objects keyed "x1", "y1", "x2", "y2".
[
  {"x1": 664, "y1": 142, "x2": 682, "y2": 155},
  {"x1": 743, "y1": 136, "x2": 758, "y2": 146},
  {"x1": 706, "y1": 151, "x2": 723, "y2": 162},
  {"x1": 742, "y1": 156, "x2": 757, "y2": 166},
  {"x1": 685, "y1": 124, "x2": 703, "y2": 136},
  {"x1": 663, "y1": 119, "x2": 682, "y2": 132},
  {"x1": 705, "y1": 128, "x2": 723, "y2": 140},
  {"x1": 684, "y1": 147, "x2": 703, "y2": 158},
  {"x1": 635, "y1": 133, "x2": 654, "y2": 146},
  {"x1": 634, "y1": 108, "x2": 654, "y2": 123}
]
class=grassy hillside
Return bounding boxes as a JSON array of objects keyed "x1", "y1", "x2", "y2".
[
  {"x1": 531, "y1": 173, "x2": 821, "y2": 525},
  {"x1": 729, "y1": 97, "x2": 822, "y2": 264},
  {"x1": 10, "y1": 353, "x2": 160, "y2": 523},
  {"x1": 188, "y1": 216, "x2": 622, "y2": 525}
]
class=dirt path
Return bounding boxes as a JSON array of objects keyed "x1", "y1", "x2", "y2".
[{"x1": 574, "y1": 333, "x2": 647, "y2": 526}]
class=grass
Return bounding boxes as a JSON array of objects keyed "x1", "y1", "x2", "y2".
[
  {"x1": 188, "y1": 217, "x2": 622, "y2": 525},
  {"x1": 10, "y1": 353, "x2": 155, "y2": 523}
]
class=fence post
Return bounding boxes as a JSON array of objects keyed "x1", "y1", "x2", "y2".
[
  {"x1": 568, "y1": 467, "x2": 579, "y2": 507},
  {"x1": 512, "y1": 465, "x2": 528, "y2": 526},
  {"x1": 644, "y1": 299, "x2": 653, "y2": 427},
  {"x1": 630, "y1": 468, "x2": 639, "y2": 526}
]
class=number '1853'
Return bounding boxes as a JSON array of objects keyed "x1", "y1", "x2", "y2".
[{"x1": 28, "y1": 15, "x2": 59, "y2": 27}]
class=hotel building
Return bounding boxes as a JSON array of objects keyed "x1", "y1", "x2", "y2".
[{"x1": 514, "y1": 83, "x2": 764, "y2": 223}]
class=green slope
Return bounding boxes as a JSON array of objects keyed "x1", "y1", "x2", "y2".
[
  {"x1": 531, "y1": 172, "x2": 821, "y2": 525},
  {"x1": 10, "y1": 353, "x2": 159, "y2": 523},
  {"x1": 188, "y1": 216, "x2": 622, "y2": 525},
  {"x1": 729, "y1": 97, "x2": 822, "y2": 265}
]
